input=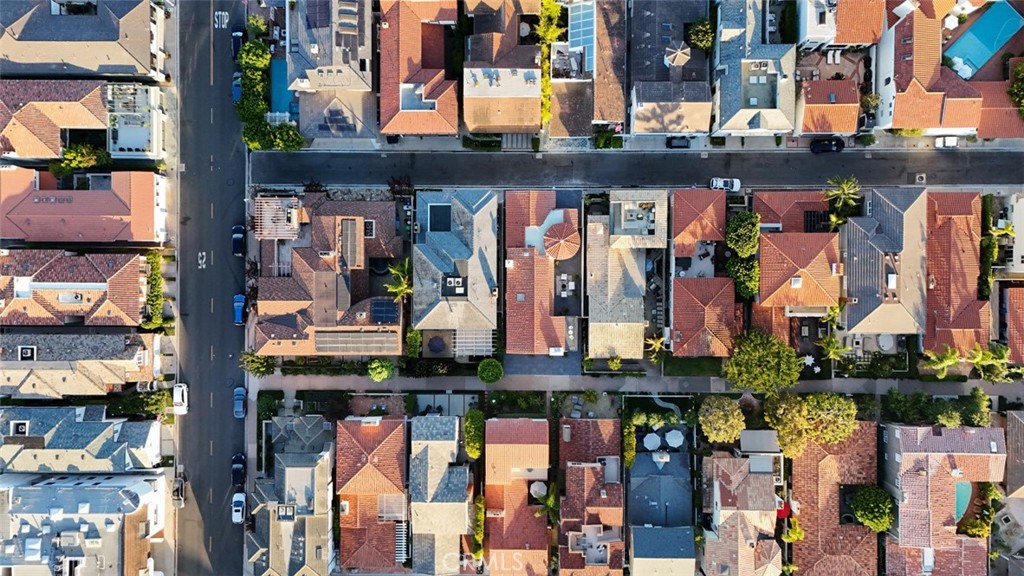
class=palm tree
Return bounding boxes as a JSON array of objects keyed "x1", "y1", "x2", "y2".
[
  {"x1": 828, "y1": 212, "x2": 846, "y2": 231},
  {"x1": 533, "y1": 483, "x2": 560, "y2": 525},
  {"x1": 994, "y1": 223, "x2": 1016, "y2": 238},
  {"x1": 384, "y1": 258, "x2": 413, "y2": 303},
  {"x1": 922, "y1": 345, "x2": 960, "y2": 380},
  {"x1": 825, "y1": 175, "x2": 862, "y2": 210},
  {"x1": 645, "y1": 336, "x2": 666, "y2": 363},
  {"x1": 822, "y1": 301, "x2": 846, "y2": 330},
  {"x1": 816, "y1": 333, "x2": 852, "y2": 361}
]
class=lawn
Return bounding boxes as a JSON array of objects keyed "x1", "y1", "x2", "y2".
[{"x1": 663, "y1": 356, "x2": 722, "y2": 377}]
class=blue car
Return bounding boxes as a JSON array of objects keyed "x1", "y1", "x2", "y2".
[
  {"x1": 233, "y1": 294, "x2": 246, "y2": 326},
  {"x1": 231, "y1": 72, "x2": 242, "y2": 104}
]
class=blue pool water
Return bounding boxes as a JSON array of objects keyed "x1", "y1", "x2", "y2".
[
  {"x1": 946, "y1": 2, "x2": 1024, "y2": 72},
  {"x1": 270, "y1": 59, "x2": 289, "y2": 114},
  {"x1": 955, "y1": 481, "x2": 972, "y2": 522}
]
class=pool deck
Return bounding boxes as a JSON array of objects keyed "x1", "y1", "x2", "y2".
[{"x1": 944, "y1": 1, "x2": 1024, "y2": 81}]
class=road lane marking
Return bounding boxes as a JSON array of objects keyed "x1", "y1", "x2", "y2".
[
  {"x1": 214, "y1": 11, "x2": 229, "y2": 28},
  {"x1": 208, "y1": 488, "x2": 213, "y2": 503},
  {"x1": 209, "y1": 441, "x2": 214, "y2": 456},
  {"x1": 210, "y1": 392, "x2": 214, "y2": 408},
  {"x1": 211, "y1": 108, "x2": 214, "y2": 124},
  {"x1": 198, "y1": 252, "x2": 207, "y2": 269},
  {"x1": 210, "y1": 298, "x2": 214, "y2": 313},
  {"x1": 207, "y1": 536, "x2": 213, "y2": 553},
  {"x1": 211, "y1": 202, "x2": 215, "y2": 219},
  {"x1": 210, "y1": 345, "x2": 215, "y2": 361},
  {"x1": 209, "y1": 0, "x2": 214, "y2": 86},
  {"x1": 210, "y1": 154, "x2": 214, "y2": 171}
]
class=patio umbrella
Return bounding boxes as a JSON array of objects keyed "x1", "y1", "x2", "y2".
[
  {"x1": 952, "y1": 56, "x2": 965, "y2": 68},
  {"x1": 643, "y1": 433, "x2": 662, "y2": 451},
  {"x1": 428, "y1": 336, "x2": 446, "y2": 354},
  {"x1": 664, "y1": 42, "x2": 691, "y2": 68},
  {"x1": 543, "y1": 222, "x2": 581, "y2": 260},
  {"x1": 958, "y1": 65, "x2": 973, "y2": 79},
  {"x1": 944, "y1": 14, "x2": 959, "y2": 29},
  {"x1": 530, "y1": 481, "x2": 548, "y2": 499},
  {"x1": 665, "y1": 429, "x2": 685, "y2": 448},
  {"x1": 803, "y1": 355, "x2": 815, "y2": 366}
]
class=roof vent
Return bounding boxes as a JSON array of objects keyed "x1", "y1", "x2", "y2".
[
  {"x1": 951, "y1": 468, "x2": 964, "y2": 478},
  {"x1": 381, "y1": 20, "x2": 389, "y2": 29},
  {"x1": 600, "y1": 489, "x2": 607, "y2": 498},
  {"x1": 10, "y1": 421, "x2": 29, "y2": 436},
  {"x1": 828, "y1": 93, "x2": 836, "y2": 103},
  {"x1": 505, "y1": 259, "x2": 514, "y2": 268},
  {"x1": 991, "y1": 441, "x2": 998, "y2": 453},
  {"x1": 790, "y1": 276, "x2": 802, "y2": 288}
]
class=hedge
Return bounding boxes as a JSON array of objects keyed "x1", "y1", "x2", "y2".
[
  {"x1": 141, "y1": 251, "x2": 164, "y2": 329},
  {"x1": 464, "y1": 408, "x2": 484, "y2": 460},
  {"x1": 979, "y1": 236, "x2": 997, "y2": 300}
]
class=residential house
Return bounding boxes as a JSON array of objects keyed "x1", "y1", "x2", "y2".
[
  {"x1": 0, "y1": 249, "x2": 145, "y2": 327},
  {"x1": 1005, "y1": 192, "x2": 1024, "y2": 277},
  {"x1": 252, "y1": 194, "x2": 403, "y2": 357},
  {"x1": 286, "y1": 0, "x2": 375, "y2": 140},
  {"x1": 628, "y1": 0, "x2": 712, "y2": 136},
  {"x1": 701, "y1": 453, "x2": 783, "y2": 576},
  {"x1": 409, "y1": 416, "x2": 472, "y2": 576},
  {"x1": 797, "y1": 0, "x2": 885, "y2": 50},
  {"x1": 754, "y1": 190, "x2": 830, "y2": 233},
  {"x1": 0, "y1": 80, "x2": 165, "y2": 161},
  {"x1": 0, "y1": 0, "x2": 167, "y2": 80},
  {"x1": 791, "y1": 421, "x2": 878, "y2": 576},
  {"x1": 336, "y1": 417, "x2": 408, "y2": 572},
  {"x1": 558, "y1": 418, "x2": 624, "y2": 576},
  {"x1": 548, "y1": 0, "x2": 626, "y2": 138},
  {"x1": 842, "y1": 187, "x2": 927, "y2": 351},
  {"x1": 463, "y1": 0, "x2": 542, "y2": 134},
  {"x1": 1004, "y1": 287, "x2": 1024, "y2": 365},
  {"x1": 0, "y1": 405, "x2": 161, "y2": 473},
  {"x1": 670, "y1": 189, "x2": 736, "y2": 357},
  {"x1": 796, "y1": 79, "x2": 861, "y2": 136},
  {"x1": 484, "y1": 418, "x2": 549, "y2": 576},
  {"x1": 249, "y1": 416, "x2": 336, "y2": 576},
  {"x1": 994, "y1": 412, "x2": 1024, "y2": 556},
  {"x1": 924, "y1": 192, "x2": 990, "y2": 356},
  {"x1": 0, "y1": 333, "x2": 159, "y2": 399},
  {"x1": 412, "y1": 190, "x2": 498, "y2": 357},
  {"x1": 881, "y1": 424, "x2": 1005, "y2": 575},
  {"x1": 0, "y1": 474, "x2": 167, "y2": 576},
  {"x1": 0, "y1": 167, "x2": 167, "y2": 244},
  {"x1": 975, "y1": 60, "x2": 1024, "y2": 139},
  {"x1": 628, "y1": 448, "x2": 695, "y2": 576},
  {"x1": 379, "y1": 0, "x2": 458, "y2": 135},
  {"x1": 503, "y1": 190, "x2": 580, "y2": 356},
  {"x1": 586, "y1": 190, "x2": 667, "y2": 360},
  {"x1": 711, "y1": 0, "x2": 797, "y2": 137},
  {"x1": 758, "y1": 231, "x2": 841, "y2": 315}
]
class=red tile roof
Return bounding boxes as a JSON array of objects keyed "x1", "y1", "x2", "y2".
[
  {"x1": 759, "y1": 233, "x2": 841, "y2": 308},
  {"x1": 792, "y1": 422, "x2": 878, "y2": 576},
  {"x1": 559, "y1": 419, "x2": 621, "y2": 470},
  {"x1": 505, "y1": 191, "x2": 556, "y2": 249},
  {"x1": 801, "y1": 80, "x2": 861, "y2": 135},
  {"x1": 0, "y1": 80, "x2": 108, "y2": 159},
  {"x1": 672, "y1": 189, "x2": 725, "y2": 258},
  {"x1": 559, "y1": 463, "x2": 625, "y2": 576},
  {"x1": 593, "y1": 0, "x2": 626, "y2": 124},
  {"x1": 485, "y1": 419, "x2": 549, "y2": 485},
  {"x1": 754, "y1": 191, "x2": 828, "y2": 231},
  {"x1": 751, "y1": 303, "x2": 791, "y2": 343},
  {"x1": 671, "y1": 277, "x2": 736, "y2": 357},
  {"x1": 379, "y1": 0, "x2": 459, "y2": 134},
  {"x1": 886, "y1": 534, "x2": 987, "y2": 576},
  {"x1": 835, "y1": 0, "x2": 885, "y2": 44},
  {"x1": 924, "y1": 193, "x2": 991, "y2": 355},
  {"x1": 974, "y1": 77, "x2": 1024, "y2": 139},
  {"x1": 1007, "y1": 288, "x2": 1024, "y2": 364}
]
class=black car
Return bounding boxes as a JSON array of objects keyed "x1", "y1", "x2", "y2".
[
  {"x1": 231, "y1": 26, "x2": 244, "y2": 61},
  {"x1": 232, "y1": 224, "x2": 245, "y2": 257},
  {"x1": 810, "y1": 138, "x2": 845, "y2": 153},
  {"x1": 231, "y1": 452, "x2": 246, "y2": 486},
  {"x1": 665, "y1": 136, "x2": 691, "y2": 149}
]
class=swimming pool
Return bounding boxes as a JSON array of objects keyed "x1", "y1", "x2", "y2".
[
  {"x1": 955, "y1": 481, "x2": 972, "y2": 522},
  {"x1": 270, "y1": 59, "x2": 290, "y2": 114},
  {"x1": 945, "y1": 2, "x2": 1024, "y2": 75}
]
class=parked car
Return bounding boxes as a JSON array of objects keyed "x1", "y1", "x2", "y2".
[
  {"x1": 709, "y1": 178, "x2": 742, "y2": 192},
  {"x1": 231, "y1": 452, "x2": 246, "y2": 486},
  {"x1": 172, "y1": 383, "x2": 189, "y2": 415},
  {"x1": 810, "y1": 138, "x2": 845, "y2": 153},
  {"x1": 231, "y1": 73, "x2": 242, "y2": 104},
  {"x1": 233, "y1": 386, "x2": 247, "y2": 419},
  {"x1": 935, "y1": 136, "x2": 959, "y2": 149},
  {"x1": 231, "y1": 491, "x2": 246, "y2": 524},
  {"x1": 665, "y1": 136, "x2": 691, "y2": 149},
  {"x1": 233, "y1": 294, "x2": 246, "y2": 326},
  {"x1": 231, "y1": 26, "x2": 244, "y2": 61},
  {"x1": 231, "y1": 224, "x2": 245, "y2": 257},
  {"x1": 171, "y1": 477, "x2": 186, "y2": 509}
]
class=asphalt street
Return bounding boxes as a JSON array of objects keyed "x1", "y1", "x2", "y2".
[
  {"x1": 251, "y1": 149, "x2": 1024, "y2": 188},
  {"x1": 174, "y1": 1, "x2": 249, "y2": 574}
]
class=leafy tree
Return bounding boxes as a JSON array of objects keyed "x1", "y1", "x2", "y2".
[
  {"x1": 725, "y1": 257, "x2": 759, "y2": 299},
  {"x1": 464, "y1": 408, "x2": 484, "y2": 459},
  {"x1": 236, "y1": 92, "x2": 269, "y2": 124},
  {"x1": 533, "y1": 482, "x2": 560, "y2": 524},
  {"x1": 238, "y1": 40, "x2": 271, "y2": 70},
  {"x1": 822, "y1": 301, "x2": 845, "y2": 330},
  {"x1": 49, "y1": 143, "x2": 112, "y2": 176},
  {"x1": 240, "y1": 349, "x2": 277, "y2": 377},
  {"x1": 781, "y1": 517, "x2": 805, "y2": 543},
  {"x1": 851, "y1": 485, "x2": 894, "y2": 532},
  {"x1": 959, "y1": 517, "x2": 992, "y2": 539},
  {"x1": 471, "y1": 495, "x2": 486, "y2": 558},
  {"x1": 536, "y1": 0, "x2": 564, "y2": 126},
  {"x1": 993, "y1": 222, "x2": 1016, "y2": 237},
  {"x1": 699, "y1": 395, "x2": 746, "y2": 443},
  {"x1": 384, "y1": 258, "x2": 413, "y2": 303},
  {"x1": 723, "y1": 330, "x2": 803, "y2": 396},
  {"x1": 764, "y1": 393, "x2": 810, "y2": 458},
  {"x1": 608, "y1": 356, "x2": 622, "y2": 371},
  {"x1": 860, "y1": 92, "x2": 881, "y2": 113},
  {"x1": 367, "y1": 359, "x2": 395, "y2": 382},
  {"x1": 243, "y1": 120, "x2": 274, "y2": 150},
  {"x1": 891, "y1": 127, "x2": 924, "y2": 137},
  {"x1": 687, "y1": 19, "x2": 714, "y2": 52},
  {"x1": 272, "y1": 123, "x2": 305, "y2": 151},
  {"x1": 478, "y1": 358, "x2": 504, "y2": 384},
  {"x1": 936, "y1": 409, "x2": 962, "y2": 428},
  {"x1": 804, "y1": 392, "x2": 858, "y2": 445},
  {"x1": 981, "y1": 481, "x2": 1003, "y2": 502},
  {"x1": 725, "y1": 211, "x2": 761, "y2": 258},
  {"x1": 825, "y1": 175, "x2": 861, "y2": 210},
  {"x1": 962, "y1": 386, "x2": 991, "y2": 427},
  {"x1": 922, "y1": 345, "x2": 960, "y2": 380},
  {"x1": 1010, "y1": 63, "x2": 1024, "y2": 114},
  {"x1": 247, "y1": 14, "x2": 268, "y2": 37},
  {"x1": 967, "y1": 342, "x2": 1012, "y2": 383},
  {"x1": 816, "y1": 333, "x2": 852, "y2": 361},
  {"x1": 405, "y1": 329, "x2": 422, "y2": 357}
]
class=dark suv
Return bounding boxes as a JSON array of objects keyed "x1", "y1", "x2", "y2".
[
  {"x1": 810, "y1": 138, "x2": 845, "y2": 153},
  {"x1": 231, "y1": 26, "x2": 244, "y2": 61},
  {"x1": 231, "y1": 452, "x2": 246, "y2": 486},
  {"x1": 232, "y1": 224, "x2": 245, "y2": 257}
]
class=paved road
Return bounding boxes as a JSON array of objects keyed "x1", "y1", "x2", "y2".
[
  {"x1": 251, "y1": 149, "x2": 1024, "y2": 188},
  {"x1": 174, "y1": 1, "x2": 248, "y2": 574}
]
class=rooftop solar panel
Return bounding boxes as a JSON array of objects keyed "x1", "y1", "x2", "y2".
[
  {"x1": 569, "y1": 3, "x2": 595, "y2": 72},
  {"x1": 315, "y1": 331, "x2": 398, "y2": 353},
  {"x1": 372, "y1": 300, "x2": 399, "y2": 323}
]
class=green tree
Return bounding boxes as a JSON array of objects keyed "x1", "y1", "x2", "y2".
[
  {"x1": 764, "y1": 393, "x2": 810, "y2": 458},
  {"x1": 827, "y1": 212, "x2": 846, "y2": 231},
  {"x1": 860, "y1": 93, "x2": 881, "y2": 113},
  {"x1": 959, "y1": 517, "x2": 992, "y2": 539},
  {"x1": 472, "y1": 495, "x2": 486, "y2": 558},
  {"x1": 464, "y1": 408, "x2": 484, "y2": 459},
  {"x1": 236, "y1": 92, "x2": 269, "y2": 124},
  {"x1": 725, "y1": 211, "x2": 762, "y2": 258},
  {"x1": 240, "y1": 349, "x2": 277, "y2": 377},
  {"x1": 49, "y1": 143, "x2": 112, "y2": 176},
  {"x1": 922, "y1": 345, "x2": 960, "y2": 380},
  {"x1": 533, "y1": 483, "x2": 560, "y2": 524},
  {"x1": 367, "y1": 359, "x2": 395, "y2": 382},
  {"x1": 936, "y1": 409, "x2": 962, "y2": 428},
  {"x1": 962, "y1": 386, "x2": 991, "y2": 427},
  {"x1": 645, "y1": 336, "x2": 666, "y2": 363},
  {"x1": 405, "y1": 329, "x2": 422, "y2": 357},
  {"x1": 478, "y1": 358, "x2": 504, "y2": 384},
  {"x1": 723, "y1": 330, "x2": 803, "y2": 396},
  {"x1": 384, "y1": 258, "x2": 413, "y2": 303},
  {"x1": 243, "y1": 120, "x2": 274, "y2": 150},
  {"x1": 247, "y1": 14, "x2": 268, "y2": 37},
  {"x1": 781, "y1": 517, "x2": 805, "y2": 543},
  {"x1": 891, "y1": 127, "x2": 924, "y2": 137},
  {"x1": 816, "y1": 333, "x2": 852, "y2": 361},
  {"x1": 238, "y1": 40, "x2": 271, "y2": 70},
  {"x1": 1009, "y1": 63, "x2": 1024, "y2": 114},
  {"x1": 804, "y1": 392, "x2": 858, "y2": 445},
  {"x1": 993, "y1": 222, "x2": 1016, "y2": 237},
  {"x1": 608, "y1": 355, "x2": 622, "y2": 371},
  {"x1": 687, "y1": 19, "x2": 714, "y2": 52},
  {"x1": 825, "y1": 175, "x2": 861, "y2": 210},
  {"x1": 967, "y1": 342, "x2": 1012, "y2": 383},
  {"x1": 536, "y1": 0, "x2": 564, "y2": 126},
  {"x1": 699, "y1": 395, "x2": 746, "y2": 443},
  {"x1": 272, "y1": 123, "x2": 305, "y2": 151},
  {"x1": 851, "y1": 485, "x2": 894, "y2": 532},
  {"x1": 725, "y1": 257, "x2": 759, "y2": 299}
]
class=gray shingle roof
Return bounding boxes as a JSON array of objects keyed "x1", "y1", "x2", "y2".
[
  {"x1": 1008, "y1": 411, "x2": 1024, "y2": 497},
  {"x1": 629, "y1": 450, "x2": 692, "y2": 527},
  {"x1": 409, "y1": 416, "x2": 470, "y2": 574},
  {"x1": 631, "y1": 526, "x2": 695, "y2": 559}
]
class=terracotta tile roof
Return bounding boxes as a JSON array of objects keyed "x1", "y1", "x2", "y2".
[
  {"x1": 671, "y1": 277, "x2": 736, "y2": 357},
  {"x1": 485, "y1": 418, "x2": 549, "y2": 485},
  {"x1": 593, "y1": 0, "x2": 626, "y2": 124},
  {"x1": 759, "y1": 233, "x2": 841, "y2": 308},
  {"x1": 835, "y1": 0, "x2": 884, "y2": 44},
  {"x1": 559, "y1": 418, "x2": 620, "y2": 470},
  {"x1": 801, "y1": 80, "x2": 861, "y2": 135},
  {"x1": 504, "y1": 191, "x2": 556, "y2": 248},
  {"x1": 0, "y1": 80, "x2": 107, "y2": 159},
  {"x1": 672, "y1": 189, "x2": 725, "y2": 257},
  {"x1": 122, "y1": 504, "x2": 152, "y2": 576},
  {"x1": 924, "y1": 193, "x2": 991, "y2": 355},
  {"x1": 974, "y1": 78, "x2": 1024, "y2": 139},
  {"x1": 550, "y1": 81, "x2": 594, "y2": 137},
  {"x1": 754, "y1": 191, "x2": 828, "y2": 231},
  {"x1": 0, "y1": 250, "x2": 143, "y2": 327},
  {"x1": 559, "y1": 463, "x2": 625, "y2": 575},
  {"x1": 1007, "y1": 288, "x2": 1024, "y2": 364},
  {"x1": 885, "y1": 534, "x2": 987, "y2": 576},
  {"x1": 379, "y1": 0, "x2": 459, "y2": 134},
  {"x1": 751, "y1": 302, "x2": 791, "y2": 343},
  {"x1": 792, "y1": 422, "x2": 878, "y2": 576}
]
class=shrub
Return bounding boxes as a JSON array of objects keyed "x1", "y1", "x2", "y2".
[
  {"x1": 243, "y1": 120, "x2": 274, "y2": 150},
  {"x1": 464, "y1": 409, "x2": 484, "y2": 460},
  {"x1": 608, "y1": 356, "x2": 622, "y2": 371},
  {"x1": 272, "y1": 123, "x2": 305, "y2": 151},
  {"x1": 959, "y1": 517, "x2": 991, "y2": 539},
  {"x1": 891, "y1": 128, "x2": 924, "y2": 137},
  {"x1": 936, "y1": 409, "x2": 962, "y2": 428},
  {"x1": 141, "y1": 251, "x2": 164, "y2": 329},
  {"x1": 239, "y1": 40, "x2": 271, "y2": 70},
  {"x1": 240, "y1": 350, "x2": 277, "y2": 377},
  {"x1": 472, "y1": 495, "x2": 486, "y2": 555},
  {"x1": 582, "y1": 389, "x2": 599, "y2": 404},
  {"x1": 107, "y1": 389, "x2": 172, "y2": 420},
  {"x1": 804, "y1": 392, "x2": 858, "y2": 445},
  {"x1": 405, "y1": 329, "x2": 422, "y2": 357},
  {"x1": 851, "y1": 485, "x2": 895, "y2": 532},
  {"x1": 860, "y1": 93, "x2": 880, "y2": 113},
  {"x1": 367, "y1": 359, "x2": 395, "y2": 382},
  {"x1": 979, "y1": 236, "x2": 997, "y2": 300},
  {"x1": 725, "y1": 257, "x2": 759, "y2": 299},
  {"x1": 981, "y1": 482, "x2": 1003, "y2": 502},
  {"x1": 723, "y1": 329, "x2": 802, "y2": 395},
  {"x1": 855, "y1": 133, "x2": 876, "y2": 147},
  {"x1": 781, "y1": 517, "x2": 805, "y2": 543},
  {"x1": 699, "y1": 396, "x2": 745, "y2": 443},
  {"x1": 623, "y1": 419, "x2": 637, "y2": 468},
  {"x1": 962, "y1": 386, "x2": 991, "y2": 427},
  {"x1": 687, "y1": 19, "x2": 713, "y2": 52},
  {"x1": 478, "y1": 358, "x2": 504, "y2": 384},
  {"x1": 726, "y1": 211, "x2": 761, "y2": 258},
  {"x1": 247, "y1": 14, "x2": 268, "y2": 37},
  {"x1": 49, "y1": 143, "x2": 112, "y2": 178}
]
